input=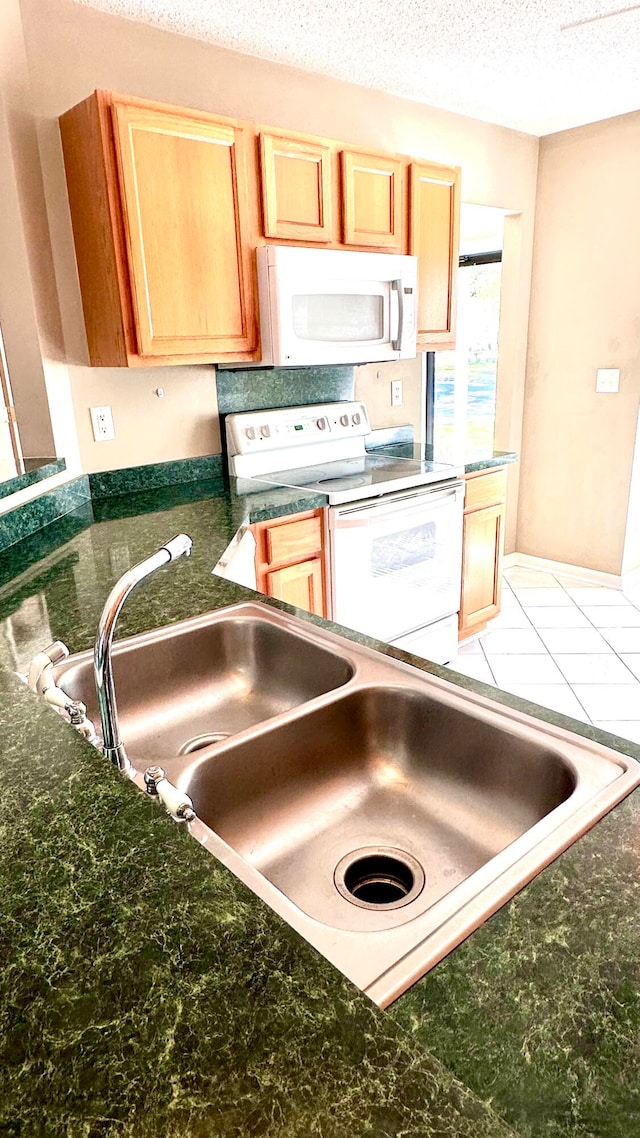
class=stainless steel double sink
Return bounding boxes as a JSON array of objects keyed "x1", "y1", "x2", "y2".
[{"x1": 54, "y1": 601, "x2": 640, "y2": 1007}]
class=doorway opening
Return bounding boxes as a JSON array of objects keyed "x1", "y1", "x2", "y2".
[{"x1": 426, "y1": 204, "x2": 505, "y2": 463}]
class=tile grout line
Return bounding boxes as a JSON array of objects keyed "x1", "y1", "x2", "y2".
[
  {"x1": 547, "y1": 572, "x2": 640, "y2": 714},
  {"x1": 500, "y1": 573, "x2": 596, "y2": 722}
]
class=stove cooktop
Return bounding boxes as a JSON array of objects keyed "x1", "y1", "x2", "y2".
[{"x1": 255, "y1": 453, "x2": 461, "y2": 505}]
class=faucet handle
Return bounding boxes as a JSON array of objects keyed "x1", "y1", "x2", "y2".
[{"x1": 162, "y1": 534, "x2": 193, "y2": 561}]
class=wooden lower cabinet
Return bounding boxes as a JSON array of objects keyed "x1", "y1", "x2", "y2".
[
  {"x1": 253, "y1": 509, "x2": 326, "y2": 618},
  {"x1": 266, "y1": 558, "x2": 324, "y2": 615},
  {"x1": 459, "y1": 468, "x2": 507, "y2": 639}
]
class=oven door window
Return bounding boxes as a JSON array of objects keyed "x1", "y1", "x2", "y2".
[
  {"x1": 330, "y1": 491, "x2": 463, "y2": 643},
  {"x1": 371, "y1": 521, "x2": 437, "y2": 579}
]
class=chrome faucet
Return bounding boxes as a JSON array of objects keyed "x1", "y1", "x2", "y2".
[{"x1": 94, "y1": 533, "x2": 193, "y2": 771}]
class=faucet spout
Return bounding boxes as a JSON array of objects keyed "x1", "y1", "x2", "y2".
[{"x1": 94, "y1": 533, "x2": 193, "y2": 771}]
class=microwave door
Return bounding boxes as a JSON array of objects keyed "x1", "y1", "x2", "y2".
[{"x1": 271, "y1": 277, "x2": 398, "y2": 366}]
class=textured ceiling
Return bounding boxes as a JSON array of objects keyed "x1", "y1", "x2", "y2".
[{"x1": 71, "y1": 0, "x2": 640, "y2": 135}]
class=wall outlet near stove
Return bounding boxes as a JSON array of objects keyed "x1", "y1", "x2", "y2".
[
  {"x1": 90, "y1": 405, "x2": 115, "y2": 441},
  {"x1": 391, "y1": 379, "x2": 403, "y2": 407}
]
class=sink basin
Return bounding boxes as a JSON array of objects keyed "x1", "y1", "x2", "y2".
[
  {"x1": 53, "y1": 607, "x2": 353, "y2": 766},
  {"x1": 54, "y1": 602, "x2": 640, "y2": 1007},
  {"x1": 176, "y1": 686, "x2": 577, "y2": 934}
]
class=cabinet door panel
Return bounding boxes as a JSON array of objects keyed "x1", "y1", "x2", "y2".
[
  {"x1": 267, "y1": 558, "x2": 325, "y2": 616},
  {"x1": 260, "y1": 133, "x2": 332, "y2": 241},
  {"x1": 459, "y1": 503, "x2": 504, "y2": 635},
  {"x1": 341, "y1": 150, "x2": 403, "y2": 250},
  {"x1": 410, "y1": 162, "x2": 460, "y2": 347},
  {"x1": 112, "y1": 102, "x2": 257, "y2": 357},
  {"x1": 464, "y1": 467, "x2": 507, "y2": 512},
  {"x1": 264, "y1": 515, "x2": 323, "y2": 567}
]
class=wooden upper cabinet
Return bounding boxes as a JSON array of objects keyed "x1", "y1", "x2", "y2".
[
  {"x1": 60, "y1": 89, "x2": 464, "y2": 367},
  {"x1": 409, "y1": 161, "x2": 461, "y2": 348},
  {"x1": 260, "y1": 132, "x2": 332, "y2": 242},
  {"x1": 111, "y1": 99, "x2": 257, "y2": 359},
  {"x1": 341, "y1": 150, "x2": 403, "y2": 251},
  {"x1": 59, "y1": 90, "x2": 259, "y2": 366}
]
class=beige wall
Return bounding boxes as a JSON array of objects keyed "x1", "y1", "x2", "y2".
[
  {"x1": 517, "y1": 112, "x2": 640, "y2": 575},
  {"x1": 17, "y1": 0, "x2": 538, "y2": 502},
  {"x1": 355, "y1": 357, "x2": 425, "y2": 438}
]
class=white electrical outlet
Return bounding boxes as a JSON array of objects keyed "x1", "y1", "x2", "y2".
[
  {"x1": 596, "y1": 368, "x2": 620, "y2": 393},
  {"x1": 391, "y1": 379, "x2": 403, "y2": 407},
  {"x1": 90, "y1": 405, "x2": 115, "y2": 441}
]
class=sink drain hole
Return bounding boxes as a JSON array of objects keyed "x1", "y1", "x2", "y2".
[
  {"x1": 178, "y1": 732, "x2": 230, "y2": 756},
  {"x1": 345, "y1": 855, "x2": 413, "y2": 904},
  {"x1": 334, "y1": 846, "x2": 425, "y2": 911}
]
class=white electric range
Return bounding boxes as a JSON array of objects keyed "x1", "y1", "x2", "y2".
[{"x1": 226, "y1": 402, "x2": 465, "y2": 663}]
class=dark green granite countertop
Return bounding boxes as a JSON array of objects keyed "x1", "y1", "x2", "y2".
[{"x1": 0, "y1": 480, "x2": 638, "y2": 1137}]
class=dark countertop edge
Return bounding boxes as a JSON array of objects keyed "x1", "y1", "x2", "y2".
[
  {"x1": 0, "y1": 457, "x2": 66, "y2": 502},
  {"x1": 463, "y1": 451, "x2": 518, "y2": 473}
]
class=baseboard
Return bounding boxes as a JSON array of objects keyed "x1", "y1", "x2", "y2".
[
  {"x1": 504, "y1": 551, "x2": 622, "y2": 589},
  {"x1": 622, "y1": 563, "x2": 640, "y2": 592}
]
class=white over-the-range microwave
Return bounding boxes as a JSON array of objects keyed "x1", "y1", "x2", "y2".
[{"x1": 245, "y1": 245, "x2": 418, "y2": 367}]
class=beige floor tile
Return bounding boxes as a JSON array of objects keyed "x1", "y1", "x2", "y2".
[
  {"x1": 515, "y1": 589, "x2": 576, "y2": 607},
  {"x1": 570, "y1": 684, "x2": 640, "y2": 720},
  {"x1": 552, "y1": 574, "x2": 603, "y2": 589},
  {"x1": 490, "y1": 654, "x2": 565, "y2": 686},
  {"x1": 552, "y1": 654, "x2": 635, "y2": 683},
  {"x1": 504, "y1": 568, "x2": 562, "y2": 588},
  {"x1": 524, "y1": 606, "x2": 590, "y2": 628},
  {"x1": 580, "y1": 606, "x2": 640, "y2": 628},
  {"x1": 481, "y1": 628, "x2": 547, "y2": 655},
  {"x1": 601, "y1": 629, "x2": 640, "y2": 653},
  {"x1": 619, "y1": 655, "x2": 640, "y2": 681},
  {"x1": 499, "y1": 589, "x2": 521, "y2": 607},
  {"x1": 485, "y1": 607, "x2": 532, "y2": 629},
  {"x1": 456, "y1": 637, "x2": 484, "y2": 656},
  {"x1": 537, "y1": 627, "x2": 613, "y2": 654},
  {"x1": 565, "y1": 587, "x2": 628, "y2": 606}
]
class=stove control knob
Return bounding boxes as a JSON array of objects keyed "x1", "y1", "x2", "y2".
[
  {"x1": 316, "y1": 417, "x2": 327, "y2": 430},
  {"x1": 245, "y1": 426, "x2": 256, "y2": 441},
  {"x1": 260, "y1": 424, "x2": 271, "y2": 439},
  {"x1": 339, "y1": 414, "x2": 349, "y2": 427},
  {"x1": 352, "y1": 412, "x2": 361, "y2": 425}
]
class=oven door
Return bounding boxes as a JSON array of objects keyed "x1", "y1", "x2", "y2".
[{"x1": 328, "y1": 481, "x2": 464, "y2": 643}]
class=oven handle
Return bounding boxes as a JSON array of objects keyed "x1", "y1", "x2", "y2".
[{"x1": 331, "y1": 482, "x2": 464, "y2": 527}]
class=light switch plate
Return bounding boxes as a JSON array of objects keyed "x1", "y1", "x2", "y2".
[{"x1": 596, "y1": 368, "x2": 620, "y2": 393}]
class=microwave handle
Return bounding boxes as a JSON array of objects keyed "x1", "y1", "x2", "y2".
[{"x1": 391, "y1": 279, "x2": 404, "y2": 351}]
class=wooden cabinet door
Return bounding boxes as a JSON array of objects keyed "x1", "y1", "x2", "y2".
[
  {"x1": 111, "y1": 99, "x2": 258, "y2": 358},
  {"x1": 260, "y1": 132, "x2": 332, "y2": 242},
  {"x1": 341, "y1": 150, "x2": 403, "y2": 250},
  {"x1": 410, "y1": 162, "x2": 460, "y2": 348},
  {"x1": 459, "y1": 503, "x2": 505, "y2": 636},
  {"x1": 267, "y1": 558, "x2": 325, "y2": 616}
]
